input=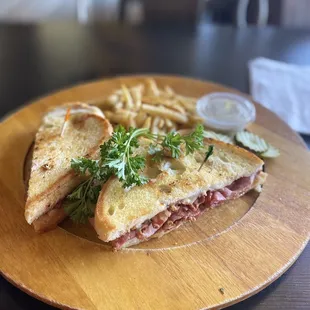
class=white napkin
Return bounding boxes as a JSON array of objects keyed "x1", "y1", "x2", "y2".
[{"x1": 249, "y1": 57, "x2": 310, "y2": 134}]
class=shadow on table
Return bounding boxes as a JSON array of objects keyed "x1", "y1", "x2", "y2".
[
  {"x1": 0, "y1": 276, "x2": 54, "y2": 310},
  {"x1": 300, "y1": 134, "x2": 310, "y2": 149}
]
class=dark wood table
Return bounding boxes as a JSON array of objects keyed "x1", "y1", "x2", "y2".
[{"x1": 0, "y1": 22, "x2": 309, "y2": 310}]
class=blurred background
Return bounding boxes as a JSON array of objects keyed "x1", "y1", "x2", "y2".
[{"x1": 0, "y1": 0, "x2": 308, "y2": 28}]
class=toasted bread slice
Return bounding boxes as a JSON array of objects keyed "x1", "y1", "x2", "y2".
[
  {"x1": 94, "y1": 138, "x2": 266, "y2": 244},
  {"x1": 25, "y1": 102, "x2": 113, "y2": 225}
]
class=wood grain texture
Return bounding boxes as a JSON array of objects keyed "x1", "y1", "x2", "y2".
[{"x1": 0, "y1": 75, "x2": 309, "y2": 310}]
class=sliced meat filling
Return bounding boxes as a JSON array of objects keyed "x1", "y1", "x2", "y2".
[
  {"x1": 111, "y1": 172, "x2": 262, "y2": 250},
  {"x1": 32, "y1": 201, "x2": 66, "y2": 232}
]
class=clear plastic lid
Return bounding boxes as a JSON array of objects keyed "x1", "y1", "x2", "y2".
[{"x1": 196, "y1": 92, "x2": 256, "y2": 133}]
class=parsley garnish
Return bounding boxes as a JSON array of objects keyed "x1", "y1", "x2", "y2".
[
  {"x1": 63, "y1": 178, "x2": 101, "y2": 223},
  {"x1": 99, "y1": 127, "x2": 150, "y2": 188},
  {"x1": 64, "y1": 124, "x2": 207, "y2": 223},
  {"x1": 149, "y1": 124, "x2": 205, "y2": 161},
  {"x1": 198, "y1": 145, "x2": 214, "y2": 172},
  {"x1": 162, "y1": 132, "x2": 182, "y2": 158},
  {"x1": 183, "y1": 123, "x2": 204, "y2": 154}
]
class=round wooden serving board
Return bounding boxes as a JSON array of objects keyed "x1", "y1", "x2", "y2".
[{"x1": 0, "y1": 76, "x2": 309, "y2": 310}]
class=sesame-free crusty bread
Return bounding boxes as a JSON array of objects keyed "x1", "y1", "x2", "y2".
[
  {"x1": 25, "y1": 102, "x2": 113, "y2": 225},
  {"x1": 94, "y1": 138, "x2": 265, "y2": 242}
]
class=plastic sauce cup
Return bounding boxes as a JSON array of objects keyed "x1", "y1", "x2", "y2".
[{"x1": 196, "y1": 92, "x2": 256, "y2": 133}]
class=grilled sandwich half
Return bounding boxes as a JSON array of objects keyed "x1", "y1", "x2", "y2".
[
  {"x1": 94, "y1": 138, "x2": 267, "y2": 249},
  {"x1": 25, "y1": 102, "x2": 112, "y2": 232}
]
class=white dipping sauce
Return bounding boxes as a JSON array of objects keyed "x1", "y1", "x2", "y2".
[{"x1": 196, "y1": 92, "x2": 256, "y2": 133}]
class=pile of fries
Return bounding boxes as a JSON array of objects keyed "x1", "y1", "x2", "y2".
[{"x1": 91, "y1": 79, "x2": 203, "y2": 134}]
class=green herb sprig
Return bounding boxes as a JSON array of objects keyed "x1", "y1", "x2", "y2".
[
  {"x1": 149, "y1": 124, "x2": 204, "y2": 162},
  {"x1": 64, "y1": 124, "x2": 208, "y2": 223},
  {"x1": 198, "y1": 145, "x2": 214, "y2": 172},
  {"x1": 63, "y1": 178, "x2": 101, "y2": 223}
]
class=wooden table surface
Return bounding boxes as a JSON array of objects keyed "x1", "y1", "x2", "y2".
[{"x1": 0, "y1": 22, "x2": 309, "y2": 310}]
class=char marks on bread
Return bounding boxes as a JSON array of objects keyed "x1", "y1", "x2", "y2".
[
  {"x1": 25, "y1": 102, "x2": 113, "y2": 228},
  {"x1": 94, "y1": 138, "x2": 267, "y2": 248}
]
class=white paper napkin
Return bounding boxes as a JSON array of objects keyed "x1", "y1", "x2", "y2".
[{"x1": 249, "y1": 57, "x2": 310, "y2": 134}]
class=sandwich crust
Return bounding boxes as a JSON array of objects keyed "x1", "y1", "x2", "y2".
[
  {"x1": 25, "y1": 102, "x2": 113, "y2": 224},
  {"x1": 95, "y1": 138, "x2": 264, "y2": 242}
]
